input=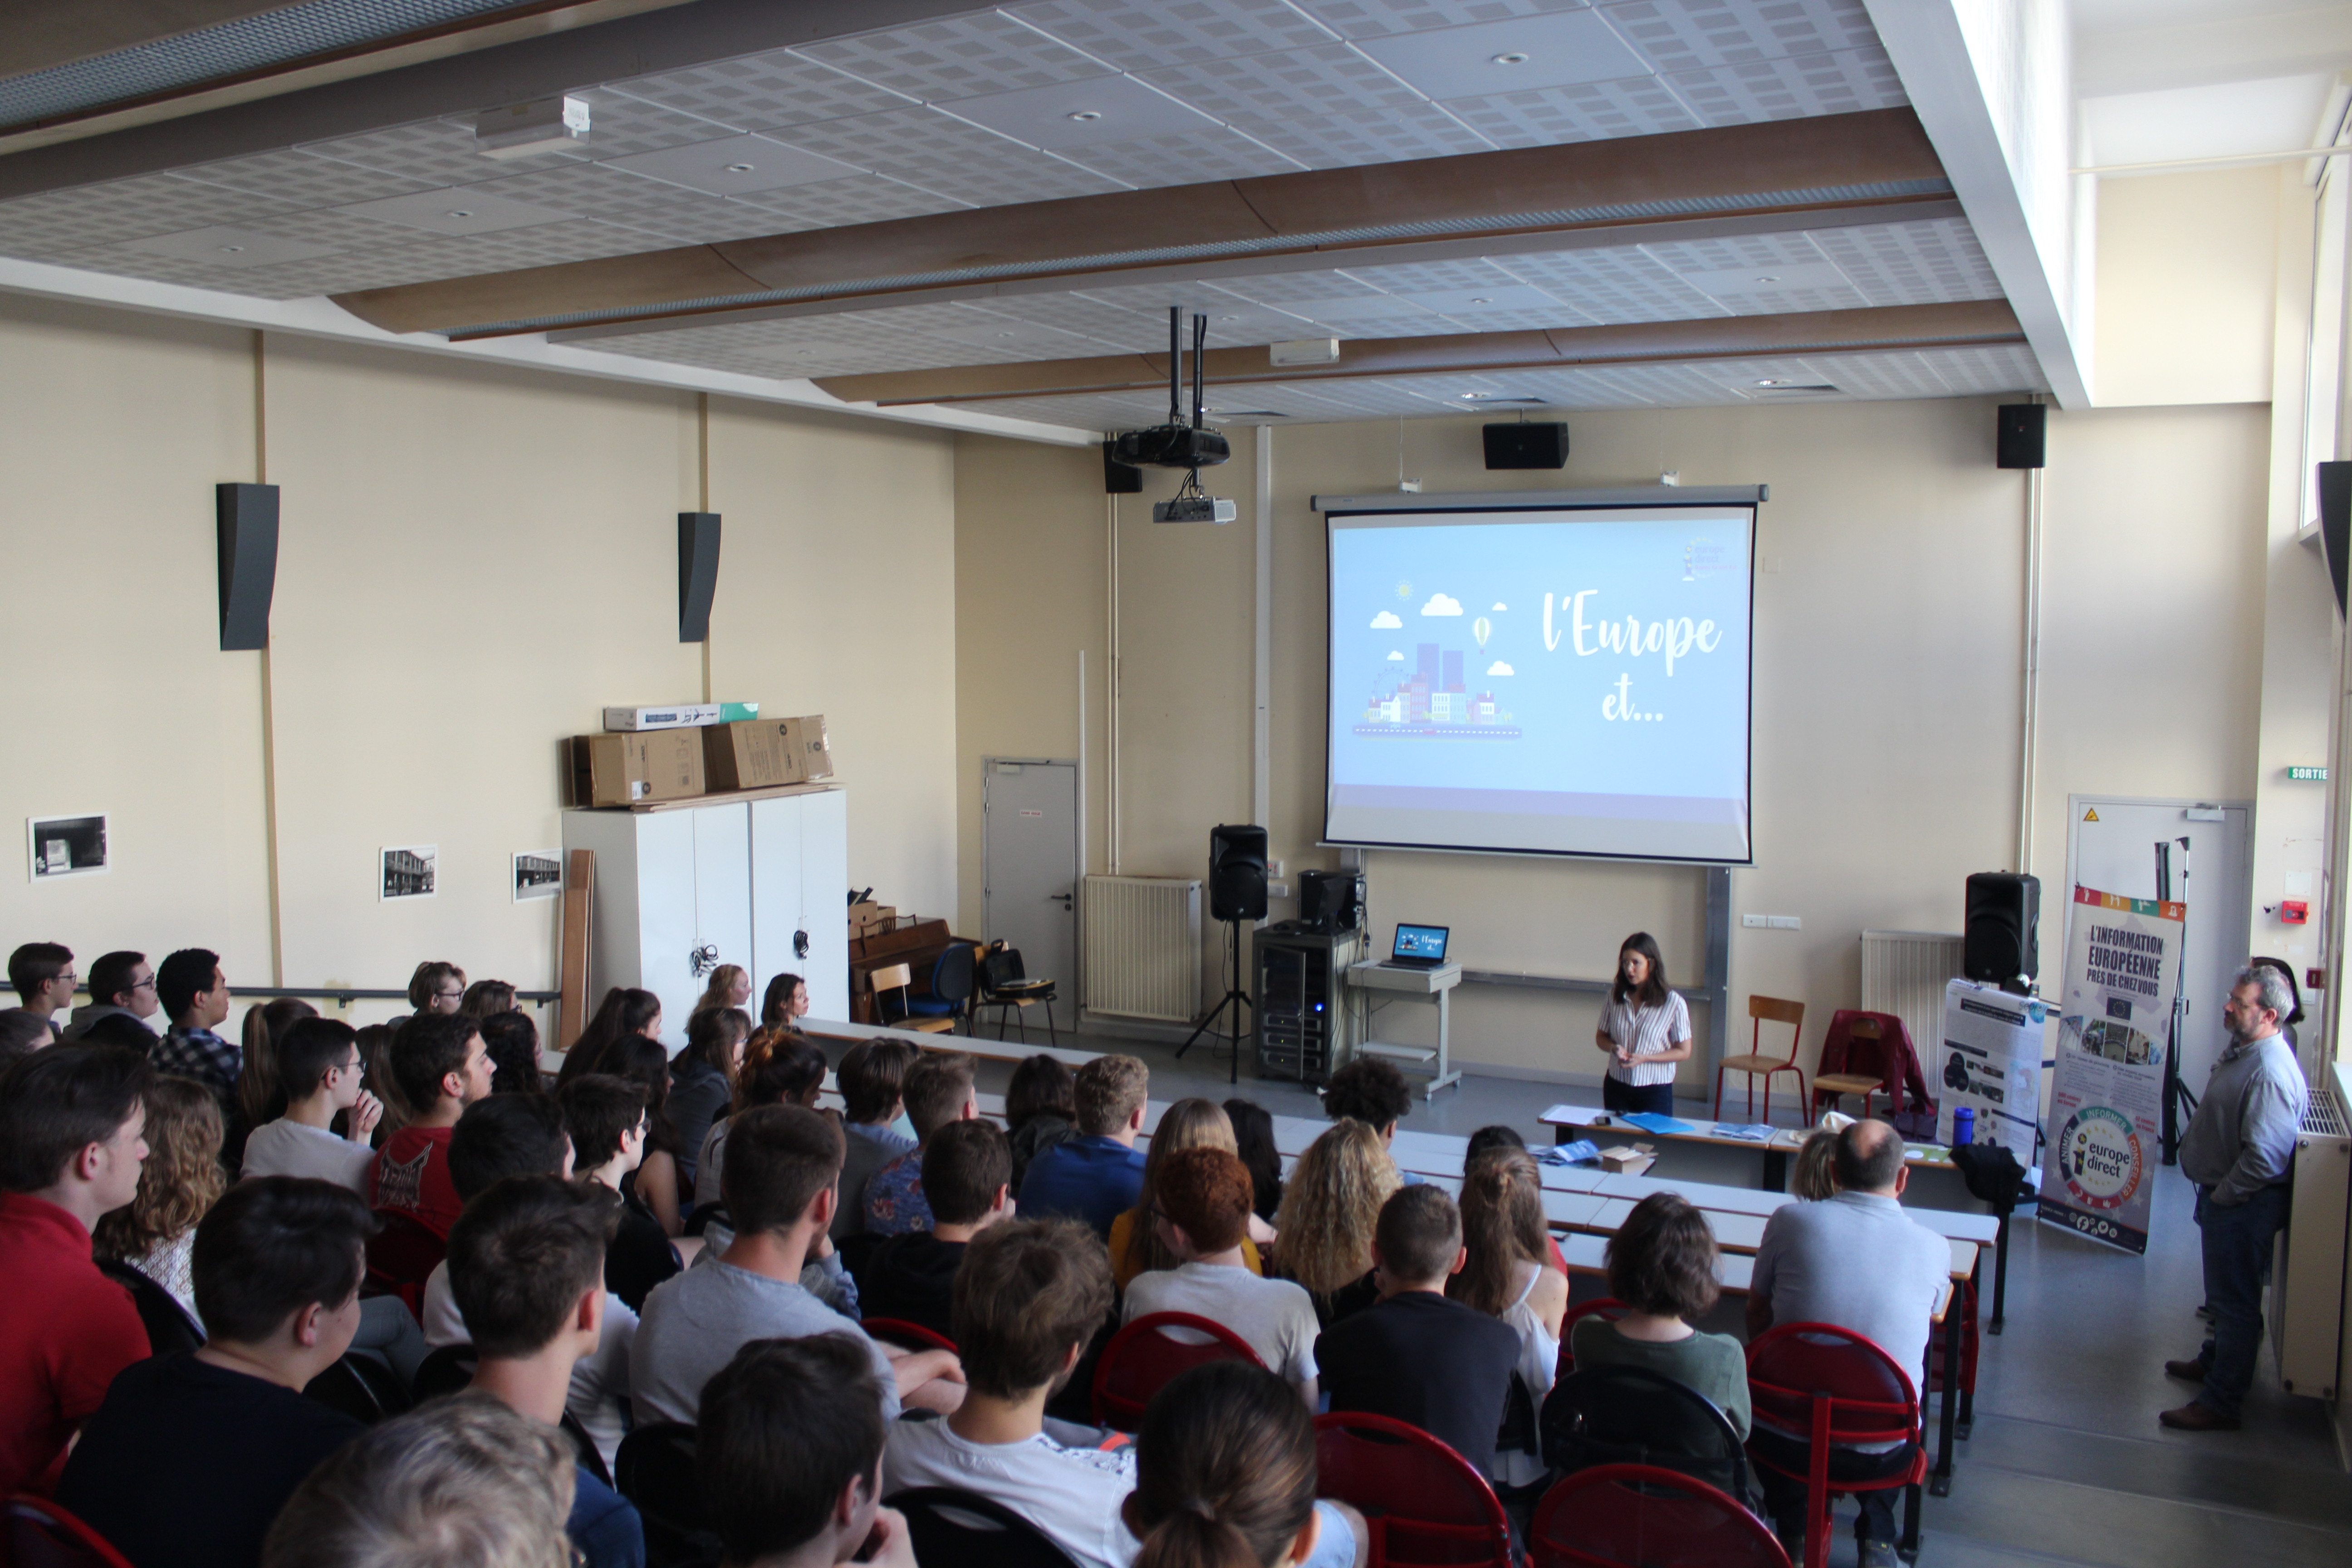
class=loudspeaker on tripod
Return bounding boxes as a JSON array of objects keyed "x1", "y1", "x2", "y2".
[
  {"x1": 1209, "y1": 825, "x2": 1268, "y2": 923},
  {"x1": 1964, "y1": 872, "x2": 2039, "y2": 991}
]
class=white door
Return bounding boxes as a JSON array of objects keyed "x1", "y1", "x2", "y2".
[
  {"x1": 751, "y1": 789, "x2": 851, "y2": 1024},
  {"x1": 2065, "y1": 797, "x2": 2253, "y2": 1092},
  {"x1": 983, "y1": 760, "x2": 1079, "y2": 988}
]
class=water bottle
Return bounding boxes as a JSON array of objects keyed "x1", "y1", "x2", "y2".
[{"x1": 1952, "y1": 1106, "x2": 1975, "y2": 1147}]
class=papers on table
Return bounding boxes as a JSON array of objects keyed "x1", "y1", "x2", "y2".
[{"x1": 1710, "y1": 1122, "x2": 1776, "y2": 1142}]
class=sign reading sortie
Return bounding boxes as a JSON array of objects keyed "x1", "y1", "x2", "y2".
[{"x1": 2036, "y1": 885, "x2": 2185, "y2": 1255}]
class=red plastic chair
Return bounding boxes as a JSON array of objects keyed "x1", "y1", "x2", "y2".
[
  {"x1": 1530, "y1": 1464, "x2": 1790, "y2": 1568},
  {"x1": 1743, "y1": 1324, "x2": 1925, "y2": 1568},
  {"x1": 1556, "y1": 1297, "x2": 1626, "y2": 1377},
  {"x1": 862, "y1": 1317, "x2": 957, "y2": 1355},
  {"x1": 7, "y1": 1495, "x2": 137, "y2": 1568},
  {"x1": 1091, "y1": 1312, "x2": 1264, "y2": 1431},
  {"x1": 1313, "y1": 1411, "x2": 1514, "y2": 1568}
]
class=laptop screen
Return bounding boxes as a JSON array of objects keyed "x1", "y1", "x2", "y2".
[{"x1": 1393, "y1": 923, "x2": 1450, "y2": 961}]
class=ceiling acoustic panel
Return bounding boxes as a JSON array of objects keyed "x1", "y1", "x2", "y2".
[
  {"x1": 559, "y1": 90, "x2": 749, "y2": 161},
  {"x1": 1072, "y1": 282, "x2": 1322, "y2": 343},
  {"x1": 0, "y1": 172, "x2": 308, "y2": 258},
  {"x1": 1334, "y1": 256, "x2": 1544, "y2": 295},
  {"x1": 1219, "y1": 104, "x2": 1494, "y2": 170},
  {"x1": 719, "y1": 175, "x2": 973, "y2": 232},
  {"x1": 1490, "y1": 248, "x2": 1730, "y2": 323},
  {"x1": 454, "y1": 163, "x2": 770, "y2": 243},
  {"x1": 792, "y1": 12, "x2": 1118, "y2": 101},
  {"x1": 1601, "y1": 0, "x2": 1883, "y2": 74},
  {"x1": 1439, "y1": 75, "x2": 1702, "y2": 146},
  {"x1": 771, "y1": 107, "x2": 1130, "y2": 203},
  {"x1": 1348, "y1": 12, "x2": 1654, "y2": 100},
  {"x1": 1806, "y1": 217, "x2": 1999, "y2": 306},
  {"x1": 1293, "y1": 0, "x2": 1597, "y2": 39},
  {"x1": 1004, "y1": 0, "x2": 1343, "y2": 70},
  {"x1": 170, "y1": 148, "x2": 439, "y2": 210},
  {"x1": 601, "y1": 52, "x2": 917, "y2": 132},
  {"x1": 1135, "y1": 45, "x2": 1448, "y2": 122},
  {"x1": 956, "y1": 295, "x2": 1170, "y2": 345},
  {"x1": 296, "y1": 118, "x2": 587, "y2": 187},
  {"x1": 1050, "y1": 127, "x2": 1309, "y2": 188},
  {"x1": 1668, "y1": 46, "x2": 1906, "y2": 124}
]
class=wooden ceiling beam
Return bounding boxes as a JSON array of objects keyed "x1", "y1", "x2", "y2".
[
  {"x1": 331, "y1": 108, "x2": 1950, "y2": 338},
  {"x1": 810, "y1": 301, "x2": 2027, "y2": 407}
]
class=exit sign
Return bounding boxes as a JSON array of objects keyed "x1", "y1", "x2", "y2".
[{"x1": 2288, "y1": 766, "x2": 2328, "y2": 781}]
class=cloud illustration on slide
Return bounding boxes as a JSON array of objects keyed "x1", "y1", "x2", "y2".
[
  {"x1": 1370, "y1": 610, "x2": 1402, "y2": 628},
  {"x1": 1421, "y1": 593, "x2": 1463, "y2": 616},
  {"x1": 1487, "y1": 661, "x2": 1514, "y2": 676}
]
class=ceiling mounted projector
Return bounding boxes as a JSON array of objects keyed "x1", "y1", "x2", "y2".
[
  {"x1": 1112, "y1": 309, "x2": 1231, "y2": 472},
  {"x1": 1155, "y1": 473, "x2": 1237, "y2": 524}
]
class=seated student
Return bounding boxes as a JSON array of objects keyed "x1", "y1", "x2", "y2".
[
  {"x1": 559, "y1": 1074, "x2": 682, "y2": 1312},
  {"x1": 760, "y1": 970, "x2": 813, "y2": 1032},
  {"x1": 0, "y1": 1007, "x2": 53, "y2": 1070},
  {"x1": 462, "y1": 979, "x2": 519, "y2": 1019},
  {"x1": 1790, "y1": 1127, "x2": 1839, "y2": 1201},
  {"x1": 64, "y1": 950, "x2": 159, "y2": 1044},
  {"x1": 1320, "y1": 1058, "x2": 1421, "y2": 1182},
  {"x1": 235, "y1": 998, "x2": 320, "y2": 1161},
  {"x1": 864, "y1": 1049, "x2": 980, "y2": 1236},
  {"x1": 93, "y1": 1074, "x2": 225, "y2": 1333},
  {"x1": 1123, "y1": 1148, "x2": 1319, "y2": 1406},
  {"x1": 669, "y1": 1006, "x2": 749, "y2": 1195},
  {"x1": 831, "y1": 1038, "x2": 921, "y2": 1241},
  {"x1": 1570, "y1": 1191, "x2": 1750, "y2": 1437},
  {"x1": 1314, "y1": 1186, "x2": 1520, "y2": 1477},
  {"x1": 632, "y1": 1104, "x2": 962, "y2": 1425},
  {"x1": 1127, "y1": 1362, "x2": 1369, "y2": 1568},
  {"x1": 1005, "y1": 1054, "x2": 1078, "y2": 1194},
  {"x1": 1450, "y1": 1149, "x2": 1568, "y2": 1494},
  {"x1": 152, "y1": 948, "x2": 238, "y2": 1114},
  {"x1": 1460, "y1": 1127, "x2": 1571, "y2": 1277},
  {"x1": 600, "y1": 1035, "x2": 691, "y2": 1237},
  {"x1": 477, "y1": 1009, "x2": 545, "y2": 1096},
  {"x1": 5, "y1": 941, "x2": 74, "y2": 1043},
  {"x1": 242, "y1": 1018, "x2": 384, "y2": 1193},
  {"x1": 0, "y1": 1046, "x2": 153, "y2": 1495},
  {"x1": 700, "y1": 1336, "x2": 916, "y2": 1568},
  {"x1": 1746, "y1": 1120, "x2": 1948, "y2": 1567},
  {"x1": 697, "y1": 1030, "x2": 828, "y2": 1211},
  {"x1": 857, "y1": 1119, "x2": 1013, "y2": 1340},
  {"x1": 1226, "y1": 1098, "x2": 1284, "y2": 1224},
  {"x1": 447, "y1": 1178, "x2": 646, "y2": 1568},
  {"x1": 1274, "y1": 1119, "x2": 1399, "y2": 1328},
  {"x1": 1110, "y1": 1099, "x2": 1268, "y2": 1290},
  {"x1": 372, "y1": 1010, "x2": 495, "y2": 1241},
  {"x1": 59, "y1": 1177, "x2": 377, "y2": 1568},
  {"x1": 557, "y1": 987, "x2": 663, "y2": 1089},
  {"x1": 882, "y1": 1220, "x2": 1134, "y2": 1568},
  {"x1": 407, "y1": 961, "x2": 468, "y2": 1019},
  {"x1": 263, "y1": 1392, "x2": 577, "y2": 1568},
  {"x1": 1017, "y1": 1054, "x2": 1150, "y2": 1237}
]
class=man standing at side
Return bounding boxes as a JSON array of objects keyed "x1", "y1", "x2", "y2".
[
  {"x1": 1017, "y1": 1054, "x2": 1149, "y2": 1238},
  {"x1": 152, "y1": 948, "x2": 237, "y2": 1113},
  {"x1": 1745, "y1": 1118, "x2": 1948, "y2": 1567},
  {"x1": 2162, "y1": 965, "x2": 2311, "y2": 1432}
]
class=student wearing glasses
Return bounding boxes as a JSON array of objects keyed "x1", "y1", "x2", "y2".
[
  {"x1": 64, "y1": 951, "x2": 160, "y2": 1045},
  {"x1": 407, "y1": 961, "x2": 469, "y2": 1019},
  {"x1": 4, "y1": 942, "x2": 76, "y2": 1044},
  {"x1": 242, "y1": 1019, "x2": 384, "y2": 1195}
]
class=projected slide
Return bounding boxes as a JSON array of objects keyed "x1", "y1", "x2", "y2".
[{"x1": 1325, "y1": 505, "x2": 1753, "y2": 862}]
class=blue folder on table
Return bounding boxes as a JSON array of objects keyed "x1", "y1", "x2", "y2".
[{"x1": 1621, "y1": 1112, "x2": 1699, "y2": 1136}]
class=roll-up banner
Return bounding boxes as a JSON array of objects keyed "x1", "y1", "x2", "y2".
[{"x1": 2036, "y1": 886, "x2": 2184, "y2": 1254}]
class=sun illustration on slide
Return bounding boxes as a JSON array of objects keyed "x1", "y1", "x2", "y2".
[{"x1": 1396, "y1": 580, "x2": 1411, "y2": 599}]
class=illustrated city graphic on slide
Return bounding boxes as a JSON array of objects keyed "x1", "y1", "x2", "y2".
[{"x1": 1357, "y1": 638, "x2": 1520, "y2": 740}]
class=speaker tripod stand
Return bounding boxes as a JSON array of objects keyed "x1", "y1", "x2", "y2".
[{"x1": 1177, "y1": 917, "x2": 1249, "y2": 1086}]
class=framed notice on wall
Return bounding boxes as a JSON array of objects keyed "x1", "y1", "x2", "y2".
[
  {"x1": 381, "y1": 845, "x2": 437, "y2": 901},
  {"x1": 28, "y1": 813, "x2": 108, "y2": 881}
]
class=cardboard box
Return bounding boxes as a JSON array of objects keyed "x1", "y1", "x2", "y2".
[
  {"x1": 779, "y1": 714, "x2": 834, "y2": 781},
  {"x1": 1596, "y1": 1144, "x2": 1656, "y2": 1175},
  {"x1": 570, "y1": 730, "x2": 704, "y2": 807},
  {"x1": 602, "y1": 702, "x2": 760, "y2": 731},
  {"x1": 702, "y1": 720, "x2": 805, "y2": 792},
  {"x1": 848, "y1": 902, "x2": 895, "y2": 936}
]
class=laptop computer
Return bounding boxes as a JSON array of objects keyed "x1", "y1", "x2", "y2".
[{"x1": 1383, "y1": 922, "x2": 1451, "y2": 969}]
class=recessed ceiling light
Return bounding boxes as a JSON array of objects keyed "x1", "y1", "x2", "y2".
[
  {"x1": 1491, "y1": 51, "x2": 1530, "y2": 65},
  {"x1": 1754, "y1": 275, "x2": 1779, "y2": 283},
  {"x1": 1219, "y1": 315, "x2": 1238, "y2": 322},
  {"x1": 217, "y1": 245, "x2": 243, "y2": 253},
  {"x1": 445, "y1": 209, "x2": 474, "y2": 219},
  {"x1": 1755, "y1": 378, "x2": 1786, "y2": 387},
  {"x1": 1469, "y1": 297, "x2": 1491, "y2": 305},
  {"x1": 725, "y1": 162, "x2": 755, "y2": 173},
  {"x1": 1066, "y1": 110, "x2": 1102, "y2": 122}
]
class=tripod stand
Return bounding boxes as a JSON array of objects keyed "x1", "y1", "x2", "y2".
[
  {"x1": 1178, "y1": 917, "x2": 1249, "y2": 1086},
  {"x1": 2154, "y1": 835, "x2": 2200, "y2": 1164}
]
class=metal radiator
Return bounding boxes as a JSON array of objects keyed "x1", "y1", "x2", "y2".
[
  {"x1": 1860, "y1": 930, "x2": 1966, "y2": 1057},
  {"x1": 1082, "y1": 876, "x2": 1203, "y2": 1023},
  {"x1": 2272, "y1": 1087, "x2": 2349, "y2": 1400}
]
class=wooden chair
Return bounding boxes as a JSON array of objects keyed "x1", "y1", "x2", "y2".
[
  {"x1": 1809, "y1": 1015, "x2": 1890, "y2": 1119},
  {"x1": 868, "y1": 962, "x2": 955, "y2": 1034},
  {"x1": 1714, "y1": 996, "x2": 1807, "y2": 1123}
]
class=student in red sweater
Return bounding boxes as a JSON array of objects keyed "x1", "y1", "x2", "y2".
[
  {"x1": 371, "y1": 1012, "x2": 495, "y2": 1240},
  {"x1": 0, "y1": 1045, "x2": 153, "y2": 1494}
]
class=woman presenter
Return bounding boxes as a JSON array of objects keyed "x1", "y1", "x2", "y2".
[{"x1": 1593, "y1": 932, "x2": 1691, "y2": 1117}]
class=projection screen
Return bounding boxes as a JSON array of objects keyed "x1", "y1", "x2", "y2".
[{"x1": 1322, "y1": 493, "x2": 1756, "y2": 864}]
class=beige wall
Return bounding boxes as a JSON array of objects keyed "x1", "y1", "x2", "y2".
[
  {"x1": 957, "y1": 395, "x2": 2275, "y2": 1090},
  {"x1": 2094, "y1": 167, "x2": 2280, "y2": 408},
  {"x1": 0, "y1": 294, "x2": 957, "y2": 1019}
]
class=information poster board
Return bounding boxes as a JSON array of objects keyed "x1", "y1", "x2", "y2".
[
  {"x1": 2036, "y1": 885, "x2": 2184, "y2": 1254},
  {"x1": 1935, "y1": 978, "x2": 2045, "y2": 1162}
]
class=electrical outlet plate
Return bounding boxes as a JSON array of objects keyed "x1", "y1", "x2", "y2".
[{"x1": 1741, "y1": 914, "x2": 1802, "y2": 930}]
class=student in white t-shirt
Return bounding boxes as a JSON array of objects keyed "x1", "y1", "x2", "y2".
[
  {"x1": 240, "y1": 1018, "x2": 382, "y2": 1193},
  {"x1": 882, "y1": 1220, "x2": 1136, "y2": 1568},
  {"x1": 1122, "y1": 1147, "x2": 1320, "y2": 1406}
]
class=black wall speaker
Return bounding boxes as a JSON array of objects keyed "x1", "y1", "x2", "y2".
[
  {"x1": 1103, "y1": 440, "x2": 1144, "y2": 495},
  {"x1": 1964, "y1": 872, "x2": 2040, "y2": 990},
  {"x1": 678, "y1": 512, "x2": 721, "y2": 643},
  {"x1": 1208, "y1": 824, "x2": 1269, "y2": 923},
  {"x1": 1996, "y1": 404, "x2": 2046, "y2": 470},
  {"x1": 215, "y1": 482, "x2": 279, "y2": 652},
  {"x1": 1298, "y1": 869, "x2": 1362, "y2": 932},
  {"x1": 1483, "y1": 422, "x2": 1568, "y2": 470},
  {"x1": 2318, "y1": 461, "x2": 2351, "y2": 617}
]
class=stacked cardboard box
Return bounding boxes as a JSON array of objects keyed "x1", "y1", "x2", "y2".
[
  {"x1": 848, "y1": 900, "x2": 896, "y2": 939},
  {"x1": 703, "y1": 715, "x2": 835, "y2": 791},
  {"x1": 569, "y1": 707, "x2": 833, "y2": 807}
]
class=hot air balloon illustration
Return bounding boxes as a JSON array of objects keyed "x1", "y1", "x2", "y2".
[{"x1": 1472, "y1": 616, "x2": 1492, "y2": 651}]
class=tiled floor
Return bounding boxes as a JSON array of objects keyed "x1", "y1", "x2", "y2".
[{"x1": 960, "y1": 1023, "x2": 2352, "y2": 1566}]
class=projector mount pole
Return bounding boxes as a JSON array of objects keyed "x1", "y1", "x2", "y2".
[
  {"x1": 1191, "y1": 311, "x2": 1207, "y2": 430},
  {"x1": 1167, "y1": 305, "x2": 1184, "y2": 428}
]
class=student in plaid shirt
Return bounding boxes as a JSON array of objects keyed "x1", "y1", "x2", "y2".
[{"x1": 152, "y1": 949, "x2": 237, "y2": 1111}]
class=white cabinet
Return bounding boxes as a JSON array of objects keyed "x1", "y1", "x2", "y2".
[{"x1": 563, "y1": 787, "x2": 848, "y2": 1050}]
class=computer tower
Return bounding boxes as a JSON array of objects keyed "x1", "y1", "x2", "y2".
[{"x1": 1254, "y1": 927, "x2": 1357, "y2": 1084}]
